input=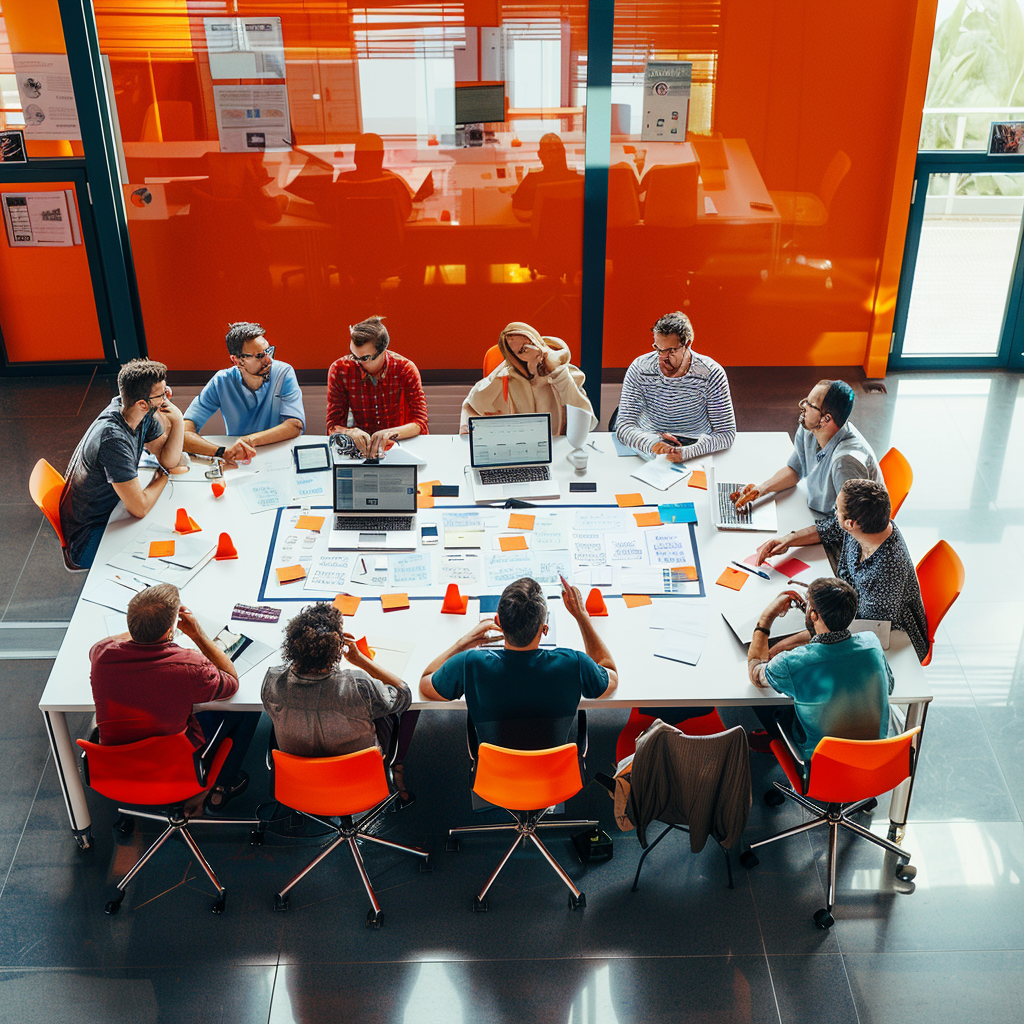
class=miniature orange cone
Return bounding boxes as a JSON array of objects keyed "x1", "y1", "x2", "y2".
[
  {"x1": 174, "y1": 507, "x2": 201, "y2": 533},
  {"x1": 356, "y1": 635, "x2": 376, "y2": 660},
  {"x1": 214, "y1": 532, "x2": 238, "y2": 560},
  {"x1": 585, "y1": 588, "x2": 609, "y2": 616},
  {"x1": 211, "y1": 481, "x2": 226, "y2": 498},
  {"x1": 441, "y1": 582, "x2": 469, "y2": 614}
]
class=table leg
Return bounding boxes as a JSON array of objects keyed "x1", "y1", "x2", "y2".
[
  {"x1": 41, "y1": 709, "x2": 92, "y2": 849},
  {"x1": 887, "y1": 700, "x2": 929, "y2": 842}
]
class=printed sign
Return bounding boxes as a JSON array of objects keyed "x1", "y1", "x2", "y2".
[{"x1": 641, "y1": 60, "x2": 691, "y2": 142}]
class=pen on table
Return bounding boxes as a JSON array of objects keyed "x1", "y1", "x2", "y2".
[
  {"x1": 359, "y1": 557, "x2": 368, "y2": 575},
  {"x1": 787, "y1": 578, "x2": 809, "y2": 588},
  {"x1": 731, "y1": 560, "x2": 771, "y2": 581}
]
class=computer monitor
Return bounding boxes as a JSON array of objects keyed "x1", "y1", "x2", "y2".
[{"x1": 455, "y1": 83, "x2": 505, "y2": 125}]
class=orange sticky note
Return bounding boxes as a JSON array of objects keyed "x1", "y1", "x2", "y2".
[
  {"x1": 688, "y1": 471, "x2": 707, "y2": 490},
  {"x1": 382, "y1": 592, "x2": 410, "y2": 611},
  {"x1": 417, "y1": 494, "x2": 435, "y2": 509},
  {"x1": 418, "y1": 479, "x2": 441, "y2": 496},
  {"x1": 148, "y1": 540, "x2": 175, "y2": 558},
  {"x1": 508, "y1": 513, "x2": 535, "y2": 530},
  {"x1": 623, "y1": 594, "x2": 652, "y2": 608},
  {"x1": 276, "y1": 564, "x2": 307, "y2": 584},
  {"x1": 677, "y1": 565, "x2": 698, "y2": 581},
  {"x1": 634, "y1": 511, "x2": 662, "y2": 527},
  {"x1": 295, "y1": 515, "x2": 325, "y2": 532},
  {"x1": 334, "y1": 594, "x2": 361, "y2": 616},
  {"x1": 716, "y1": 567, "x2": 747, "y2": 591},
  {"x1": 500, "y1": 535, "x2": 529, "y2": 552},
  {"x1": 616, "y1": 493, "x2": 644, "y2": 508}
]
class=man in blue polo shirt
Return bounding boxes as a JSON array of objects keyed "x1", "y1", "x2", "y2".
[
  {"x1": 183, "y1": 322, "x2": 305, "y2": 466},
  {"x1": 419, "y1": 576, "x2": 618, "y2": 750}
]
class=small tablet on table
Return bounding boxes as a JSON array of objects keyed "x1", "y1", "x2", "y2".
[{"x1": 293, "y1": 443, "x2": 330, "y2": 473}]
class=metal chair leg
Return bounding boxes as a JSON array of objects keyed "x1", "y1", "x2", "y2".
[
  {"x1": 275, "y1": 833, "x2": 348, "y2": 899},
  {"x1": 631, "y1": 823, "x2": 675, "y2": 893},
  {"x1": 840, "y1": 815, "x2": 912, "y2": 859},
  {"x1": 528, "y1": 832, "x2": 583, "y2": 899},
  {"x1": 113, "y1": 823, "x2": 178, "y2": 892},
  {"x1": 749, "y1": 814, "x2": 827, "y2": 850},
  {"x1": 179, "y1": 826, "x2": 226, "y2": 899},
  {"x1": 358, "y1": 832, "x2": 430, "y2": 860},
  {"x1": 476, "y1": 833, "x2": 523, "y2": 902},
  {"x1": 825, "y1": 819, "x2": 838, "y2": 912},
  {"x1": 347, "y1": 837, "x2": 382, "y2": 916}
]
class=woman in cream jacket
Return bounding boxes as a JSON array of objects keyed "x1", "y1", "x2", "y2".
[{"x1": 459, "y1": 322, "x2": 597, "y2": 435}]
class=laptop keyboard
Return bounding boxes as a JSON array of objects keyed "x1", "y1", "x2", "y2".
[
  {"x1": 478, "y1": 465, "x2": 550, "y2": 485},
  {"x1": 334, "y1": 515, "x2": 414, "y2": 532},
  {"x1": 717, "y1": 483, "x2": 754, "y2": 526}
]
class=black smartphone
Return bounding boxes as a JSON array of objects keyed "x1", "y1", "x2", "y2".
[
  {"x1": 569, "y1": 482, "x2": 597, "y2": 492},
  {"x1": 432, "y1": 484, "x2": 459, "y2": 497}
]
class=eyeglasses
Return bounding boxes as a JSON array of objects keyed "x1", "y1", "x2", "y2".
[
  {"x1": 350, "y1": 350, "x2": 380, "y2": 363},
  {"x1": 799, "y1": 398, "x2": 823, "y2": 413},
  {"x1": 652, "y1": 342, "x2": 685, "y2": 355},
  {"x1": 146, "y1": 389, "x2": 169, "y2": 404},
  {"x1": 239, "y1": 346, "x2": 275, "y2": 362}
]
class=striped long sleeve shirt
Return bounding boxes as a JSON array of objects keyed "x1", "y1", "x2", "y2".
[{"x1": 615, "y1": 350, "x2": 736, "y2": 458}]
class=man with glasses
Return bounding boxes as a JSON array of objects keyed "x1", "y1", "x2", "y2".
[
  {"x1": 326, "y1": 315, "x2": 429, "y2": 458},
  {"x1": 731, "y1": 379, "x2": 879, "y2": 516},
  {"x1": 615, "y1": 310, "x2": 736, "y2": 461},
  {"x1": 60, "y1": 358, "x2": 185, "y2": 569},
  {"x1": 182, "y1": 322, "x2": 305, "y2": 465}
]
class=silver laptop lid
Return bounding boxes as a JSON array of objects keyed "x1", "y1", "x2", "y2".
[
  {"x1": 468, "y1": 413, "x2": 552, "y2": 468},
  {"x1": 333, "y1": 463, "x2": 418, "y2": 514}
]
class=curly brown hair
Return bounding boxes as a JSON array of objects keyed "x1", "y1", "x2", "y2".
[{"x1": 283, "y1": 603, "x2": 345, "y2": 674}]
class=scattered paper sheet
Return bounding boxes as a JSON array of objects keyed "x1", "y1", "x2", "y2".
[
  {"x1": 439, "y1": 552, "x2": 483, "y2": 586},
  {"x1": 390, "y1": 553, "x2": 432, "y2": 588},
  {"x1": 303, "y1": 554, "x2": 353, "y2": 593},
  {"x1": 606, "y1": 533, "x2": 646, "y2": 564},
  {"x1": 644, "y1": 526, "x2": 693, "y2": 566},
  {"x1": 572, "y1": 533, "x2": 607, "y2": 564},
  {"x1": 630, "y1": 455, "x2": 692, "y2": 491}
]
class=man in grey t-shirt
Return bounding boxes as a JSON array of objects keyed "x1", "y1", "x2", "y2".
[
  {"x1": 59, "y1": 359, "x2": 185, "y2": 568},
  {"x1": 730, "y1": 379, "x2": 879, "y2": 516}
]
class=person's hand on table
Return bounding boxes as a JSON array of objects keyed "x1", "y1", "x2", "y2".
[
  {"x1": 731, "y1": 483, "x2": 761, "y2": 509},
  {"x1": 176, "y1": 605, "x2": 205, "y2": 642},
  {"x1": 368, "y1": 429, "x2": 398, "y2": 459},
  {"x1": 347, "y1": 429, "x2": 372, "y2": 457},
  {"x1": 460, "y1": 619, "x2": 503, "y2": 649},
  {"x1": 755, "y1": 534, "x2": 792, "y2": 566},
  {"x1": 651, "y1": 434, "x2": 685, "y2": 463},
  {"x1": 222, "y1": 438, "x2": 256, "y2": 468}
]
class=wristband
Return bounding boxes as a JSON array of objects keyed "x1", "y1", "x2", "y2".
[
  {"x1": 214, "y1": 446, "x2": 226, "y2": 459},
  {"x1": 753, "y1": 625, "x2": 771, "y2": 637},
  {"x1": 153, "y1": 463, "x2": 171, "y2": 478}
]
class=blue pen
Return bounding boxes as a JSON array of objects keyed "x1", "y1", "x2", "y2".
[{"x1": 732, "y1": 560, "x2": 770, "y2": 581}]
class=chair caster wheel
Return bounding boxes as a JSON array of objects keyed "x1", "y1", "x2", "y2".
[
  {"x1": 274, "y1": 894, "x2": 289, "y2": 912},
  {"x1": 740, "y1": 850, "x2": 759, "y2": 869},
  {"x1": 764, "y1": 789, "x2": 785, "y2": 807},
  {"x1": 859, "y1": 798, "x2": 878, "y2": 813},
  {"x1": 569, "y1": 892, "x2": 586, "y2": 911},
  {"x1": 250, "y1": 829, "x2": 264, "y2": 846},
  {"x1": 75, "y1": 828, "x2": 93, "y2": 851},
  {"x1": 104, "y1": 897, "x2": 123, "y2": 915},
  {"x1": 113, "y1": 813, "x2": 134, "y2": 835},
  {"x1": 366, "y1": 909, "x2": 383, "y2": 929},
  {"x1": 212, "y1": 898, "x2": 225, "y2": 914},
  {"x1": 813, "y1": 908, "x2": 834, "y2": 929},
  {"x1": 896, "y1": 863, "x2": 917, "y2": 881},
  {"x1": 419, "y1": 855, "x2": 432, "y2": 873},
  {"x1": 446, "y1": 837, "x2": 460, "y2": 852},
  {"x1": 473, "y1": 896, "x2": 488, "y2": 912}
]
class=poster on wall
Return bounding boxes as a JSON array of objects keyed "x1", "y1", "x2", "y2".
[
  {"x1": 641, "y1": 60, "x2": 691, "y2": 142},
  {"x1": 2, "y1": 190, "x2": 81, "y2": 247},
  {"x1": 0, "y1": 129, "x2": 27, "y2": 163},
  {"x1": 204, "y1": 17, "x2": 286, "y2": 80},
  {"x1": 11, "y1": 54, "x2": 81, "y2": 141},
  {"x1": 212, "y1": 85, "x2": 291, "y2": 152}
]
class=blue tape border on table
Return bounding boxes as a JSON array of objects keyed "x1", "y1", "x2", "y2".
[{"x1": 257, "y1": 505, "x2": 705, "y2": 603}]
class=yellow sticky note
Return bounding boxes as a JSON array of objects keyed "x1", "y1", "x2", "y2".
[
  {"x1": 334, "y1": 594, "x2": 361, "y2": 616},
  {"x1": 716, "y1": 567, "x2": 747, "y2": 591},
  {"x1": 417, "y1": 494, "x2": 435, "y2": 509},
  {"x1": 418, "y1": 479, "x2": 441, "y2": 496},
  {"x1": 616, "y1": 493, "x2": 644, "y2": 508},
  {"x1": 688, "y1": 470, "x2": 708, "y2": 490},
  {"x1": 500, "y1": 535, "x2": 529, "y2": 552},
  {"x1": 148, "y1": 540, "x2": 175, "y2": 558},
  {"x1": 382, "y1": 592, "x2": 410, "y2": 612},
  {"x1": 508, "y1": 513, "x2": 535, "y2": 531},
  {"x1": 295, "y1": 515, "x2": 325, "y2": 532},
  {"x1": 623, "y1": 594, "x2": 652, "y2": 608},
  {"x1": 276, "y1": 564, "x2": 307, "y2": 584},
  {"x1": 634, "y1": 511, "x2": 662, "y2": 527}
]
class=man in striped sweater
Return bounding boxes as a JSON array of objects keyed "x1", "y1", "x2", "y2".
[{"x1": 615, "y1": 311, "x2": 736, "y2": 461}]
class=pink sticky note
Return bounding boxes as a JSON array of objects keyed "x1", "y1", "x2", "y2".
[{"x1": 772, "y1": 557, "x2": 811, "y2": 579}]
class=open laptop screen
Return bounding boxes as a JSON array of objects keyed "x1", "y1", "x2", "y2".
[
  {"x1": 468, "y1": 414, "x2": 552, "y2": 468},
  {"x1": 334, "y1": 464, "x2": 418, "y2": 513}
]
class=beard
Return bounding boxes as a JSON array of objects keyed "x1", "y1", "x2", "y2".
[{"x1": 805, "y1": 611, "x2": 815, "y2": 634}]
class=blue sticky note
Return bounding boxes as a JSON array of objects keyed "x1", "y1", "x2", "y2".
[
  {"x1": 658, "y1": 502, "x2": 698, "y2": 524},
  {"x1": 611, "y1": 434, "x2": 640, "y2": 457}
]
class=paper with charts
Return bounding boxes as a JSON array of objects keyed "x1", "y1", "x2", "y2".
[
  {"x1": 106, "y1": 524, "x2": 217, "y2": 588},
  {"x1": 260, "y1": 506, "x2": 702, "y2": 600}
]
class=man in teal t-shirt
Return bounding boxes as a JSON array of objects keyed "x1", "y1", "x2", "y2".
[
  {"x1": 420, "y1": 577, "x2": 618, "y2": 750},
  {"x1": 747, "y1": 577, "x2": 893, "y2": 761}
]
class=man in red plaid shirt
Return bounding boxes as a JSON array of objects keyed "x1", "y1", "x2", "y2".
[{"x1": 326, "y1": 315, "x2": 429, "y2": 457}]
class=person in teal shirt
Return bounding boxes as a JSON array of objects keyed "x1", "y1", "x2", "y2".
[
  {"x1": 183, "y1": 322, "x2": 305, "y2": 466},
  {"x1": 747, "y1": 577, "x2": 892, "y2": 761}
]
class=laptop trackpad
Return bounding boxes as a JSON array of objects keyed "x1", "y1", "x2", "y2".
[
  {"x1": 502, "y1": 483, "x2": 530, "y2": 497},
  {"x1": 358, "y1": 532, "x2": 386, "y2": 546}
]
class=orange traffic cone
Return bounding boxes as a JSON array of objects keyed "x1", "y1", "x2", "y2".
[
  {"x1": 214, "y1": 532, "x2": 238, "y2": 560},
  {"x1": 211, "y1": 481, "x2": 226, "y2": 498},
  {"x1": 585, "y1": 588, "x2": 609, "y2": 616},
  {"x1": 174, "y1": 508, "x2": 201, "y2": 533},
  {"x1": 356, "y1": 635, "x2": 376, "y2": 660},
  {"x1": 441, "y1": 583, "x2": 469, "y2": 614}
]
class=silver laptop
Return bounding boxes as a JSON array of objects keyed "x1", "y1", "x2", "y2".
[
  {"x1": 709, "y1": 465, "x2": 778, "y2": 532},
  {"x1": 467, "y1": 413, "x2": 561, "y2": 503},
  {"x1": 327, "y1": 463, "x2": 418, "y2": 551}
]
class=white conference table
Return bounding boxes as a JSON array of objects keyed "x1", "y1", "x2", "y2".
[{"x1": 40, "y1": 432, "x2": 931, "y2": 848}]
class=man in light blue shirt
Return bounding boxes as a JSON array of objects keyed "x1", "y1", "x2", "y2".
[{"x1": 183, "y1": 322, "x2": 305, "y2": 465}]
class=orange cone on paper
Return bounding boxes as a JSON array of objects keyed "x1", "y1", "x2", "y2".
[
  {"x1": 174, "y1": 507, "x2": 201, "y2": 533},
  {"x1": 211, "y1": 481, "x2": 226, "y2": 498},
  {"x1": 585, "y1": 588, "x2": 609, "y2": 616},
  {"x1": 214, "y1": 532, "x2": 238, "y2": 560},
  {"x1": 441, "y1": 583, "x2": 469, "y2": 615},
  {"x1": 356, "y1": 635, "x2": 376, "y2": 660}
]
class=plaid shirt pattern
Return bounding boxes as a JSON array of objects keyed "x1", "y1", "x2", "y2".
[{"x1": 325, "y1": 351, "x2": 429, "y2": 436}]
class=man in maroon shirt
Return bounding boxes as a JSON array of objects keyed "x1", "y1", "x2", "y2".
[
  {"x1": 326, "y1": 315, "x2": 429, "y2": 458},
  {"x1": 90, "y1": 583, "x2": 259, "y2": 812}
]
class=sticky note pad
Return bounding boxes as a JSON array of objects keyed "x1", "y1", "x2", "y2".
[
  {"x1": 417, "y1": 494, "x2": 435, "y2": 509},
  {"x1": 688, "y1": 471, "x2": 707, "y2": 490},
  {"x1": 508, "y1": 513, "x2": 535, "y2": 531},
  {"x1": 772, "y1": 557, "x2": 811, "y2": 578},
  {"x1": 418, "y1": 479, "x2": 441, "y2": 496},
  {"x1": 616, "y1": 493, "x2": 644, "y2": 507},
  {"x1": 276, "y1": 564, "x2": 307, "y2": 584},
  {"x1": 634, "y1": 511, "x2": 662, "y2": 527},
  {"x1": 148, "y1": 540, "x2": 175, "y2": 558},
  {"x1": 499, "y1": 535, "x2": 529, "y2": 552},
  {"x1": 679, "y1": 565, "x2": 698, "y2": 580},
  {"x1": 295, "y1": 515, "x2": 325, "y2": 532},
  {"x1": 382, "y1": 593, "x2": 410, "y2": 612},
  {"x1": 623, "y1": 594, "x2": 652, "y2": 608},
  {"x1": 333, "y1": 594, "x2": 361, "y2": 616},
  {"x1": 716, "y1": 567, "x2": 747, "y2": 591}
]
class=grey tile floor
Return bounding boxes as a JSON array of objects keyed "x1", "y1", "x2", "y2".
[{"x1": 0, "y1": 367, "x2": 1022, "y2": 1023}]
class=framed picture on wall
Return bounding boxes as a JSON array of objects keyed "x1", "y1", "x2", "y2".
[
  {"x1": 0, "y1": 129, "x2": 27, "y2": 164},
  {"x1": 988, "y1": 121, "x2": 1024, "y2": 156}
]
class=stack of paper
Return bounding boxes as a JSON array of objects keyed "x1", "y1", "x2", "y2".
[{"x1": 650, "y1": 601, "x2": 711, "y2": 666}]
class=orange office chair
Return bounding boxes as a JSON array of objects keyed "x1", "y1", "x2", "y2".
[
  {"x1": 29, "y1": 459, "x2": 85, "y2": 572},
  {"x1": 482, "y1": 344, "x2": 504, "y2": 377},
  {"x1": 879, "y1": 447, "x2": 914, "y2": 517},
  {"x1": 77, "y1": 730, "x2": 264, "y2": 915},
  {"x1": 769, "y1": 150, "x2": 851, "y2": 228},
  {"x1": 742, "y1": 726, "x2": 921, "y2": 929},
  {"x1": 916, "y1": 540, "x2": 966, "y2": 666},
  {"x1": 615, "y1": 707, "x2": 726, "y2": 763},
  {"x1": 448, "y1": 740, "x2": 596, "y2": 911},
  {"x1": 270, "y1": 744, "x2": 430, "y2": 928}
]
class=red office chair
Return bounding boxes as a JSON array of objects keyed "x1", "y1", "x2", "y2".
[
  {"x1": 77, "y1": 730, "x2": 264, "y2": 914},
  {"x1": 916, "y1": 540, "x2": 965, "y2": 665},
  {"x1": 879, "y1": 447, "x2": 914, "y2": 517},
  {"x1": 482, "y1": 344, "x2": 504, "y2": 377},
  {"x1": 741, "y1": 725, "x2": 921, "y2": 928},
  {"x1": 615, "y1": 707, "x2": 726, "y2": 763}
]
